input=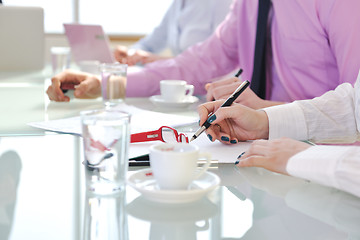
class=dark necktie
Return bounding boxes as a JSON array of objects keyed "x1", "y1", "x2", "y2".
[{"x1": 250, "y1": 0, "x2": 271, "y2": 99}]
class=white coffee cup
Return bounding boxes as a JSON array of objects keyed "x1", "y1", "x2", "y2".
[
  {"x1": 160, "y1": 80, "x2": 194, "y2": 102},
  {"x1": 149, "y1": 143, "x2": 211, "y2": 190}
]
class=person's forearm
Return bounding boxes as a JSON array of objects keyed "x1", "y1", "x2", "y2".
[
  {"x1": 297, "y1": 83, "x2": 358, "y2": 143},
  {"x1": 263, "y1": 102, "x2": 308, "y2": 140},
  {"x1": 287, "y1": 145, "x2": 360, "y2": 198}
]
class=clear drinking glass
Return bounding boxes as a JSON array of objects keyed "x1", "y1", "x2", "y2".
[
  {"x1": 51, "y1": 46, "x2": 71, "y2": 75},
  {"x1": 81, "y1": 109, "x2": 131, "y2": 195},
  {"x1": 99, "y1": 63, "x2": 128, "y2": 107}
]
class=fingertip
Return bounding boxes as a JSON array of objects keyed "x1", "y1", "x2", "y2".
[{"x1": 205, "y1": 83, "x2": 211, "y2": 91}]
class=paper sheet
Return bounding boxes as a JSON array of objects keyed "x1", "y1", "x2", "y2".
[
  {"x1": 130, "y1": 132, "x2": 251, "y2": 163},
  {"x1": 28, "y1": 103, "x2": 198, "y2": 135},
  {"x1": 28, "y1": 103, "x2": 251, "y2": 163}
]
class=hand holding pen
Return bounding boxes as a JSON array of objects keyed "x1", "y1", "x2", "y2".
[
  {"x1": 195, "y1": 89, "x2": 270, "y2": 144},
  {"x1": 191, "y1": 69, "x2": 250, "y2": 142}
]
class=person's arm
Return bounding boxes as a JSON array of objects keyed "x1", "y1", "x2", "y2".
[
  {"x1": 287, "y1": 145, "x2": 360, "y2": 198},
  {"x1": 264, "y1": 81, "x2": 359, "y2": 143},
  {"x1": 321, "y1": 0, "x2": 360, "y2": 87},
  {"x1": 205, "y1": 77, "x2": 286, "y2": 109},
  {"x1": 174, "y1": 0, "x2": 233, "y2": 54},
  {"x1": 126, "y1": 0, "x2": 246, "y2": 97},
  {"x1": 130, "y1": 2, "x2": 173, "y2": 54},
  {"x1": 250, "y1": 73, "x2": 360, "y2": 198}
]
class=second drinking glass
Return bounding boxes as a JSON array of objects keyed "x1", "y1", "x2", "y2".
[{"x1": 100, "y1": 63, "x2": 128, "y2": 107}]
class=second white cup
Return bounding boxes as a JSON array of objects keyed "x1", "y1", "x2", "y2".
[
  {"x1": 149, "y1": 143, "x2": 211, "y2": 190},
  {"x1": 160, "y1": 80, "x2": 194, "y2": 102}
]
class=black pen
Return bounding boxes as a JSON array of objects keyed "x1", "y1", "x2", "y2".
[
  {"x1": 128, "y1": 153, "x2": 150, "y2": 167},
  {"x1": 190, "y1": 73, "x2": 250, "y2": 142},
  {"x1": 235, "y1": 68, "x2": 243, "y2": 78},
  {"x1": 129, "y1": 160, "x2": 150, "y2": 167}
]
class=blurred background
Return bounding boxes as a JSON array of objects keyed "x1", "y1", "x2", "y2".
[{"x1": 4, "y1": 0, "x2": 172, "y2": 63}]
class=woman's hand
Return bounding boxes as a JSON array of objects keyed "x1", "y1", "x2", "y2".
[
  {"x1": 197, "y1": 100, "x2": 269, "y2": 144},
  {"x1": 237, "y1": 138, "x2": 312, "y2": 175}
]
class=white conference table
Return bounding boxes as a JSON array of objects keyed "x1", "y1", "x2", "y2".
[{"x1": 0, "y1": 70, "x2": 359, "y2": 240}]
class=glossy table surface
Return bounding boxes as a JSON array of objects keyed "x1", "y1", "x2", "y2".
[{"x1": 0, "y1": 70, "x2": 359, "y2": 239}]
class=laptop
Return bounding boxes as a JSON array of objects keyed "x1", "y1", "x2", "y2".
[
  {"x1": 63, "y1": 23, "x2": 115, "y2": 64},
  {"x1": 0, "y1": 6, "x2": 44, "y2": 71}
]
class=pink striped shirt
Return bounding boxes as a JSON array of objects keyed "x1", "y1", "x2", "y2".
[{"x1": 127, "y1": 0, "x2": 360, "y2": 102}]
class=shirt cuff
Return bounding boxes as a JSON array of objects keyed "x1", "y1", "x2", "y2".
[
  {"x1": 286, "y1": 145, "x2": 347, "y2": 190},
  {"x1": 263, "y1": 102, "x2": 307, "y2": 140}
]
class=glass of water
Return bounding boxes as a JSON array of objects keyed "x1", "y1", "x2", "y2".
[
  {"x1": 81, "y1": 108, "x2": 131, "y2": 195},
  {"x1": 99, "y1": 63, "x2": 128, "y2": 107}
]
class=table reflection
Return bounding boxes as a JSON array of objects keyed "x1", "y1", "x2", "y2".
[
  {"x1": 0, "y1": 150, "x2": 22, "y2": 239},
  {"x1": 231, "y1": 166, "x2": 358, "y2": 239},
  {"x1": 286, "y1": 184, "x2": 360, "y2": 240},
  {"x1": 82, "y1": 191, "x2": 128, "y2": 240},
  {"x1": 126, "y1": 194, "x2": 219, "y2": 240}
]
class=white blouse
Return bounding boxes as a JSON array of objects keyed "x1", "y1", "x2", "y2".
[{"x1": 263, "y1": 70, "x2": 360, "y2": 198}]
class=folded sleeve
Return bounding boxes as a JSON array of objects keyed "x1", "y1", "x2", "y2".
[
  {"x1": 263, "y1": 102, "x2": 307, "y2": 140},
  {"x1": 287, "y1": 145, "x2": 360, "y2": 198},
  {"x1": 264, "y1": 82, "x2": 359, "y2": 143}
]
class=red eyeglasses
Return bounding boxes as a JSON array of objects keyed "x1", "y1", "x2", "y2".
[{"x1": 131, "y1": 126, "x2": 189, "y2": 143}]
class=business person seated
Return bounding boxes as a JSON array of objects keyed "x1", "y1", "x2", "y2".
[
  {"x1": 114, "y1": 0, "x2": 233, "y2": 66},
  {"x1": 47, "y1": 0, "x2": 360, "y2": 108},
  {"x1": 196, "y1": 70, "x2": 360, "y2": 198}
]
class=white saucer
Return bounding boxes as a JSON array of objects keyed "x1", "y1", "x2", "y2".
[
  {"x1": 127, "y1": 169, "x2": 220, "y2": 204},
  {"x1": 149, "y1": 95, "x2": 199, "y2": 108}
]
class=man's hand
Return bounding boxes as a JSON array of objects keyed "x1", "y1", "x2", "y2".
[
  {"x1": 46, "y1": 70, "x2": 102, "y2": 102},
  {"x1": 206, "y1": 77, "x2": 284, "y2": 109}
]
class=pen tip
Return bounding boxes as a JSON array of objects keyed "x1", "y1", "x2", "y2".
[{"x1": 190, "y1": 137, "x2": 195, "y2": 142}]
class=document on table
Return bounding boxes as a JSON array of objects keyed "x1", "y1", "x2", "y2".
[
  {"x1": 28, "y1": 103, "x2": 198, "y2": 135},
  {"x1": 130, "y1": 132, "x2": 251, "y2": 163},
  {"x1": 28, "y1": 102, "x2": 251, "y2": 163}
]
